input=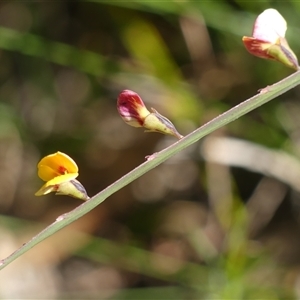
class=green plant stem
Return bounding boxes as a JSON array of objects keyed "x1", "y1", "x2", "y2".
[{"x1": 1, "y1": 70, "x2": 300, "y2": 270}]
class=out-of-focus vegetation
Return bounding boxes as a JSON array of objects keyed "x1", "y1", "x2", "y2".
[{"x1": 0, "y1": 1, "x2": 300, "y2": 299}]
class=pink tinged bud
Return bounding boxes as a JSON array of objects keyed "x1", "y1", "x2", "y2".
[
  {"x1": 117, "y1": 90, "x2": 151, "y2": 127},
  {"x1": 242, "y1": 8, "x2": 299, "y2": 70},
  {"x1": 117, "y1": 90, "x2": 183, "y2": 139}
]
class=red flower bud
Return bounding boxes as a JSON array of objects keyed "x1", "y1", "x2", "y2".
[
  {"x1": 117, "y1": 90, "x2": 151, "y2": 127},
  {"x1": 117, "y1": 90, "x2": 183, "y2": 139}
]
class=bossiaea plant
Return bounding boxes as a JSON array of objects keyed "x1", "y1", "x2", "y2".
[{"x1": 1, "y1": 7, "x2": 300, "y2": 272}]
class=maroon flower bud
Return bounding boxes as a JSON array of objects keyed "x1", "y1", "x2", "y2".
[
  {"x1": 117, "y1": 90, "x2": 151, "y2": 127},
  {"x1": 117, "y1": 90, "x2": 183, "y2": 139}
]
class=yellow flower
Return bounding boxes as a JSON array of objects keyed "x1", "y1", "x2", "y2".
[
  {"x1": 37, "y1": 151, "x2": 78, "y2": 181},
  {"x1": 35, "y1": 151, "x2": 89, "y2": 200}
]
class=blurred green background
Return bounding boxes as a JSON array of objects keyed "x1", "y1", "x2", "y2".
[{"x1": 1, "y1": 1, "x2": 300, "y2": 299}]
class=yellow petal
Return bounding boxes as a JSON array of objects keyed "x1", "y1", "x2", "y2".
[
  {"x1": 37, "y1": 151, "x2": 78, "y2": 181},
  {"x1": 38, "y1": 165, "x2": 62, "y2": 181},
  {"x1": 35, "y1": 173, "x2": 78, "y2": 196},
  {"x1": 46, "y1": 173, "x2": 78, "y2": 186},
  {"x1": 35, "y1": 184, "x2": 57, "y2": 196}
]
